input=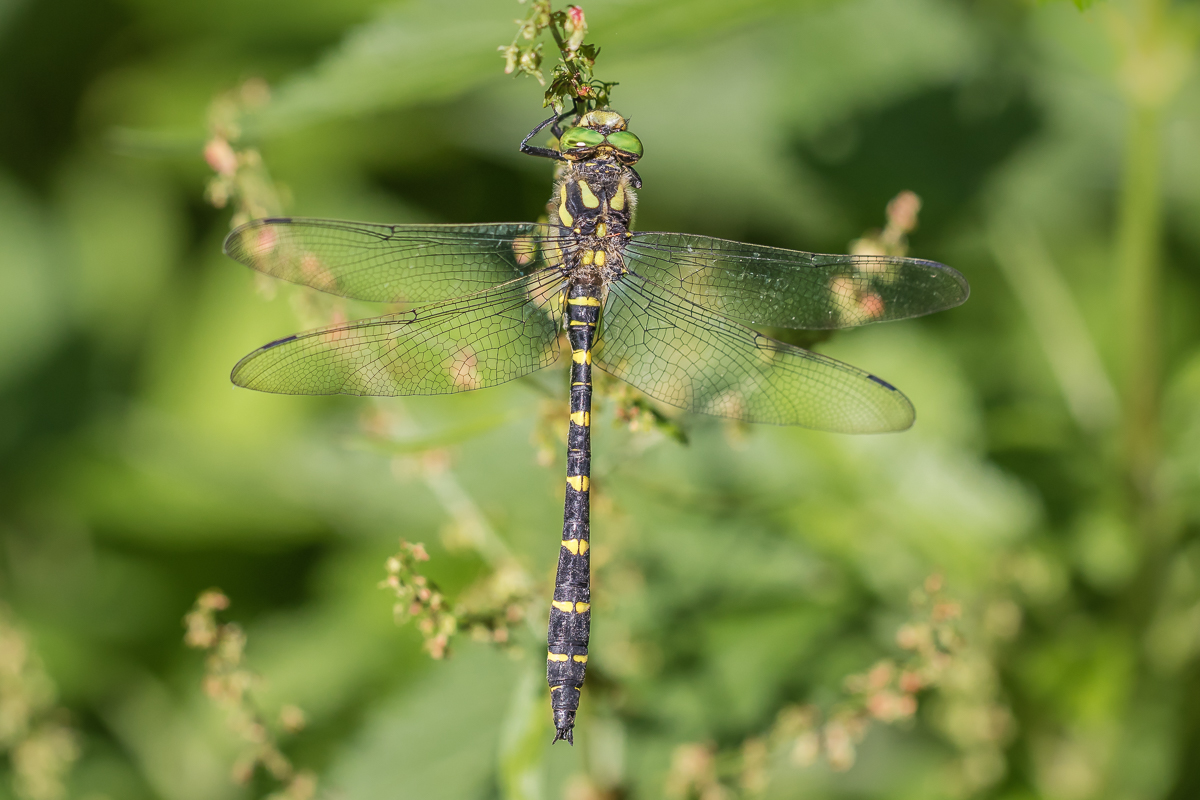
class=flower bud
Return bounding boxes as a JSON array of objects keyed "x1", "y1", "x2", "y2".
[
  {"x1": 204, "y1": 138, "x2": 238, "y2": 177},
  {"x1": 565, "y1": 6, "x2": 587, "y2": 51},
  {"x1": 500, "y1": 44, "x2": 519, "y2": 75}
]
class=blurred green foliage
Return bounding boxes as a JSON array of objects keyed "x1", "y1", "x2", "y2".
[{"x1": 2, "y1": 0, "x2": 1200, "y2": 798}]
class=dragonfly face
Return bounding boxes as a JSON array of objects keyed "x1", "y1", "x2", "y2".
[
  {"x1": 557, "y1": 110, "x2": 643, "y2": 165},
  {"x1": 223, "y1": 108, "x2": 969, "y2": 747}
]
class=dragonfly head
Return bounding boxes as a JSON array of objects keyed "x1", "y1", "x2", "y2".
[{"x1": 559, "y1": 110, "x2": 643, "y2": 165}]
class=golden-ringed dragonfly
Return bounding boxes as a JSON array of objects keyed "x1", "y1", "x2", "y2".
[{"x1": 223, "y1": 109, "x2": 969, "y2": 745}]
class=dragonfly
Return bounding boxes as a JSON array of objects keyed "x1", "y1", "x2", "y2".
[{"x1": 223, "y1": 108, "x2": 969, "y2": 745}]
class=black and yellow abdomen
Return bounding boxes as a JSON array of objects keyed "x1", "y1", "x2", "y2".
[{"x1": 547, "y1": 281, "x2": 601, "y2": 743}]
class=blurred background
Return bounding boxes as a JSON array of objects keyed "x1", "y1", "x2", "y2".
[{"x1": 2, "y1": 0, "x2": 1199, "y2": 797}]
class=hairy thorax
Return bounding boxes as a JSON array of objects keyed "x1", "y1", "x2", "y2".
[{"x1": 548, "y1": 156, "x2": 638, "y2": 287}]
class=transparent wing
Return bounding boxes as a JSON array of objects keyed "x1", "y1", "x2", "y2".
[
  {"x1": 593, "y1": 275, "x2": 914, "y2": 432},
  {"x1": 224, "y1": 218, "x2": 566, "y2": 304},
  {"x1": 232, "y1": 272, "x2": 566, "y2": 396},
  {"x1": 623, "y1": 232, "x2": 969, "y2": 330}
]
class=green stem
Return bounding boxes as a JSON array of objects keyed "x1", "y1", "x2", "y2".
[
  {"x1": 1114, "y1": 102, "x2": 1162, "y2": 531},
  {"x1": 1113, "y1": 88, "x2": 1175, "y2": 642},
  {"x1": 547, "y1": 17, "x2": 568, "y2": 55}
]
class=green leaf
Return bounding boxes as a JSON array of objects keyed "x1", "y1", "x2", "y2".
[
  {"x1": 0, "y1": 174, "x2": 63, "y2": 388},
  {"x1": 326, "y1": 645, "x2": 524, "y2": 799},
  {"x1": 497, "y1": 664, "x2": 549, "y2": 800},
  {"x1": 248, "y1": 0, "x2": 514, "y2": 136}
]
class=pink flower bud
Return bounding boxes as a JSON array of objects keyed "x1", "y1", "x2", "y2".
[
  {"x1": 204, "y1": 138, "x2": 238, "y2": 177},
  {"x1": 886, "y1": 190, "x2": 921, "y2": 234},
  {"x1": 278, "y1": 704, "x2": 306, "y2": 732},
  {"x1": 866, "y1": 660, "x2": 893, "y2": 691},
  {"x1": 565, "y1": 6, "x2": 586, "y2": 51},
  {"x1": 932, "y1": 601, "x2": 961, "y2": 622},
  {"x1": 859, "y1": 292, "x2": 885, "y2": 320}
]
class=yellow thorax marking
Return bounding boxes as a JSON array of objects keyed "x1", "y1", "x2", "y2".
[
  {"x1": 550, "y1": 685, "x2": 562, "y2": 692},
  {"x1": 552, "y1": 600, "x2": 574, "y2": 613},
  {"x1": 573, "y1": 654, "x2": 588, "y2": 663},
  {"x1": 567, "y1": 475, "x2": 590, "y2": 492},
  {"x1": 595, "y1": 222, "x2": 607, "y2": 238},
  {"x1": 581, "y1": 249, "x2": 594, "y2": 266},
  {"x1": 559, "y1": 184, "x2": 574, "y2": 227},
  {"x1": 570, "y1": 411, "x2": 590, "y2": 426},
  {"x1": 569, "y1": 320, "x2": 596, "y2": 326},
  {"x1": 567, "y1": 296, "x2": 602, "y2": 306},
  {"x1": 578, "y1": 180, "x2": 600, "y2": 209},
  {"x1": 575, "y1": 602, "x2": 590, "y2": 613},
  {"x1": 594, "y1": 250, "x2": 606, "y2": 267},
  {"x1": 572, "y1": 349, "x2": 592, "y2": 364},
  {"x1": 611, "y1": 187, "x2": 625, "y2": 211},
  {"x1": 547, "y1": 652, "x2": 569, "y2": 662}
]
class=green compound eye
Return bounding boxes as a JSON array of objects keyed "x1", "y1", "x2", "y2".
[
  {"x1": 559, "y1": 127, "x2": 606, "y2": 151},
  {"x1": 605, "y1": 131, "x2": 643, "y2": 159}
]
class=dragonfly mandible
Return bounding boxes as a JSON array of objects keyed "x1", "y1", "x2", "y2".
[{"x1": 223, "y1": 109, "x2": 969, "y2": 745}]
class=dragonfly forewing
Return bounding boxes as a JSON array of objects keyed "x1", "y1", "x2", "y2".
[
  {"x1": 623, "y1": 232, "x2": 969, "y2": 331},
  {"x1": 231, "y1": 272, "x2": 566, "y2": 396},
  {"x1": 225, "y1": 218, "x2": 567, "y2": 305}
]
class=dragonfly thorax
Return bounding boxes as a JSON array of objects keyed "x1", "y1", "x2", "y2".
[{"x1": 550, "y1": 160, "x2": 636, "y2": 285}]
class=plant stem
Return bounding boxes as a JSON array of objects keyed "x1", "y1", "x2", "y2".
[
  {"x1": 1108, "y1": 0, "x2": 1198, "y2": 636},
  {"x1": 1115, "y1": 101, "x2": 1162, "y2": 524}
]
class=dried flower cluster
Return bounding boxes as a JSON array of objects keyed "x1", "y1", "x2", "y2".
[
  {"x1": 203, "y1": 78, "x2": 281, "y2": 221},
  {"x1": 0, "y1": 607, "x2": 77, "y2": 800},
  {"x1": 609, "y1": 383, "x2": 690, "y2": 445},
  {"x1": 380, "y1": 542, "x2": 458, "y2": 658},
  {"x1": 756, "y1": 574, "x2": 964, "y2": 775},
  {"x1": 183, "y1": 591, "x2": 316, "y2": 800},
  {"x1": 850, "y1": 190, "x2": 922, "y2": 258},
  {"x1": 204, "y1": 79, "x2": 347, "y2": 334},
  {"x1": 380, "y1": 540, "x2": 534, "y2": 659},
  {"x1": 457, "y1": 561, "x2": 536, "y2": 648},
  {"x1": 664, "y1": 743, "x2": 727, "y2": 800},
  {"x1": 664, "y1": 574, "x2": 1015, "y2": 797},
  {"x1": 500, "y1": 2, "x2": 616, "y2": 112}
]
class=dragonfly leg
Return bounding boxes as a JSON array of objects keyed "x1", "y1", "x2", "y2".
[
  {"x1": 550, "y1": 102, "x2": 582, "y2": 139},
  {"x1": 626, "y1": 165, "x2": 642, "y2": 189},
  {"x1": 520, "y1": 114, "x2": 567, "y2": 161}
]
